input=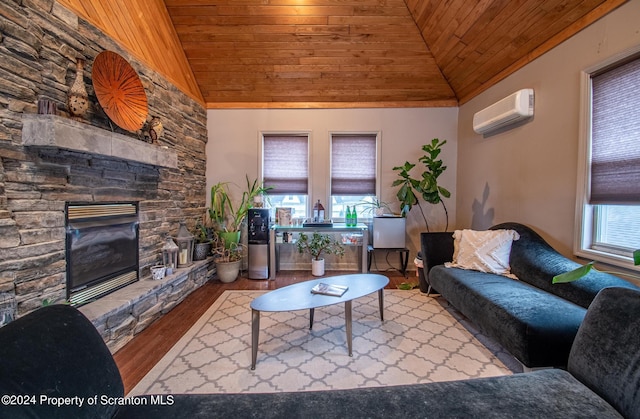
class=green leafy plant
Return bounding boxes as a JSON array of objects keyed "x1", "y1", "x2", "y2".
[
  {"x1": 553, "y1": 249, "x2": 640, "y2": 283},
  {"x1": 356, "y1": 197, "x2": 393, "y2": 217},
  {"x1": 296, "y1": 232, "x2": 345, "y2": 261},
  {"x1": 392, "y1": 138, "x2": 451, "y2": 231},
  {"x1": 194, "y1": 222, "x2": 211, "y2": 243},
  {"x1": 208, "y1": 175, "x2": 273, "y2": 233},
  {"x1": 211, "y1": 236, "x2": 246, "y2": 263}
]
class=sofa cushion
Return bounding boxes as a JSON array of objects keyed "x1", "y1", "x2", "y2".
[
  {"x1": 115, "y1": 370, "x2": 621, "y2": 419},
  {"x1": 429, "y1": 265, "x2": 586, "y2": 368},
  {"x1": 0, "y1": 305, "x2": 124, "y2": 419},
  {"x1": 568, "y1": 287, "x2": 640, "y2": 419},
  {"x1": 447, "y1": 229, "x2": 520, "y2": 277},
  {"x1": 492, "y1": 222, "x2": 640, "y2": 308}
]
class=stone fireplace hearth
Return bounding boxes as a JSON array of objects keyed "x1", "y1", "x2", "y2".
[{"x1": 79, "y1": 258, "x2": 215, "y2": 352}]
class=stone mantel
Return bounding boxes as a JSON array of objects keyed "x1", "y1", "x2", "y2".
[{"x1": 21, "y1": 114, "x2": 178, "y2": 169}]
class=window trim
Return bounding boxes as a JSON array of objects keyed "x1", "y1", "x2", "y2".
[
  {"x1": 328, "y1": 131, "x2": 382, "y2": 220},
  {"x1": 574, "y1": 45, "x2": 640, "y2": 272}
]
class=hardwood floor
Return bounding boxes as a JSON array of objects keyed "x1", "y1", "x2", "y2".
[{"x1": 113, "y1": 270, "x2": 415, "y2": 394}]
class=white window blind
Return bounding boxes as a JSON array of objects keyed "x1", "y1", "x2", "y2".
[
  {"x1": 263, "y1": 134, "x2": 308, "y2": 194},
  {"x1": 590, "y1": 55, "x2": 640, "y2": 204},
  {"x1": 330, "y1": 134, "x2": 377, "y2": 195}
]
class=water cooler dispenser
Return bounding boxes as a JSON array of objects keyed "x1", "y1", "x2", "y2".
[{"x1": 248, "y1": 208, "x2": 270, "y2": 279}]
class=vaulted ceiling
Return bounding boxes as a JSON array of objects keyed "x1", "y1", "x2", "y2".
[{"x1": 58, "y1": 0, "x2": 626, "y2": 108}]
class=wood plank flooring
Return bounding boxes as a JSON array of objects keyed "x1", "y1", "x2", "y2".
[{"x1": 113, "y1": 270, "x2": 416, "y2": 394}]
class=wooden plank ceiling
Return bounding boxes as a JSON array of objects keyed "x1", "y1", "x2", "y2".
[{"x1": 59, "y1": 0, "x2": 626, "y2": 108}]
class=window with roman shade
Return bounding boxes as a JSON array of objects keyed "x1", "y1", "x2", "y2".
[
  {"x1": 576, "y1": 52, "x2": 640, "y2": 268},
  {"x1": 330, "y1": 134, "x2": 377, "y2": 195},
  {"x1": 590, "y1": 56, "x2": 640, "y2": 204},
  {"x1": 330, "y1": 133, "x2": 378, "y2": 219},
  {"x1": 262, "y1": 134, "x2": 309, "y2": 194},
  {"x1": 262, "y1": 133, "x2": 309, "y2": 219}
]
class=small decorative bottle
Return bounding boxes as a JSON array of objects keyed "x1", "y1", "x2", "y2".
[
  {"x1": 346, "y1": 206, "x2": 352, "y2": 226},
  {"x1": 352, "y1": 207, "x2": 357, "y2": 226},
  {"x1": 67, "y1": 58, "x2": 89, "y2": 119}
]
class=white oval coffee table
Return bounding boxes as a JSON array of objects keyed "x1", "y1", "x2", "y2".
[{"x1": 250, "y1": 273, "x2": 389, "y2": 369}]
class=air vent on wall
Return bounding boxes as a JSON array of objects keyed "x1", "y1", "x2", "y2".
[{"x1": 473, "y1": 89, "x2": 534, "y2": 135}]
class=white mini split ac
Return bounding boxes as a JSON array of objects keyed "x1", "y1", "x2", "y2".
[{"x1": 473, "y1": 88, "x2": 534, "y2": 135}]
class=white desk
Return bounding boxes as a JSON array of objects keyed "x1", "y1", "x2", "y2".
[{"x1": 269, "y1": 223, "x2": 369, "y2": 280}]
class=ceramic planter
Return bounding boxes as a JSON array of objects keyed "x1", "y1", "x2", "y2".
[
  {"x1": 150, "y1": 265, "x2": 166, "y2": 280},
  {"x1": 193, "y1": 242, "x2": 212, "y2": 260},
  {"x1": 311, "y1": 258, "x2": 325, "y2": 276},
  {"x1": 216, "y1": 259, "x2": 241, "y2": 283}
]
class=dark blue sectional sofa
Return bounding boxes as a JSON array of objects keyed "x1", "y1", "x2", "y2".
[
  {"x1": 420, "y1": 222, "x2": 639, "y2": 369},
  {"x1": 2, "y1": 287, "x2": 640, "y2": 418}
]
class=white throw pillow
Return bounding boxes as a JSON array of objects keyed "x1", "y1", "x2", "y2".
[{"x1": 446, "y1": 229, "x2": 520, "y2": 278}]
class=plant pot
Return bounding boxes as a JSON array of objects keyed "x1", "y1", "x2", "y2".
[
  {"x1": 312, "y1": 258, "x2": 325, "y2": 276},
  {"x1": 150, "y1": 265, "x2": 166, "y2": 280},
  {"x1": 219, "y1": 231, "x2": 241, "y2": 249},
  {"x1": 193, "y1": 242, "x2": 212, "y2": 260},
  {"x1": 216, "y1": 259, "x2": 241, "y2": 283}
]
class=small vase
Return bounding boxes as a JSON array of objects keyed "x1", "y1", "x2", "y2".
[
  {"x1": 67, "y1": 58, "x2": 89, "y2": 119},
  {"x1": 312, "y1": 258, "x2": 325, "y2": 276}
]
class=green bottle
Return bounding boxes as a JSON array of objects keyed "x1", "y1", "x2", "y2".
[
  {"x1": 352, "y1": 206, "x2": 357, "y2": 226},
  {"x1": 346, "y1": 206, "x2": 352, "y2": 226}
]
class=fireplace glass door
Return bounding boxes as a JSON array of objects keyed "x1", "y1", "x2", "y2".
[{"x1": 66, "y1": 202, "x2": 139, "y2": 306}]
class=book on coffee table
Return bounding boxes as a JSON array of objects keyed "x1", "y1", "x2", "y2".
[{"x1": 310, "y1": 283, "x2": 349, "y2": 297}]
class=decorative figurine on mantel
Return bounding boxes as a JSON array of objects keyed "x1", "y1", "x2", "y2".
[
  {"x1": 140, "y1": 116, "x2": 164, "y2": 143},
  {"x1": 67, "y1": 57, "x2": 89, "y2": 119}
]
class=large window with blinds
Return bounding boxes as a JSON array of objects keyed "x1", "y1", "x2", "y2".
[
  {"x1": 262, "y1": 134, "x2": 309, "y2": 220},
  {"x1": 330, "y1": 133, "x2": 379, "y2": 220},
  {"x1": 577, "y1": 52, "x2": 640, "y2": 267}
]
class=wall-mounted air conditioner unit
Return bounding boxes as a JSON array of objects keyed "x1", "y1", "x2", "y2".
[{"x1": 473, "y1": 88, "x2": 534, "y2": 135}]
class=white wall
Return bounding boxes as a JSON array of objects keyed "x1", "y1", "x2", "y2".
[
  {"x1": 456, "y1": 0, "x2": 640, "y2": 255},
  {"x1": 206, "y1": 107, "x2": 458, "y2": 269}
]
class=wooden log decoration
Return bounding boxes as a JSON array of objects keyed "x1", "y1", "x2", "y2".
[{"x1": 92, "y1": 51, "x2": 148, "y2": 132}]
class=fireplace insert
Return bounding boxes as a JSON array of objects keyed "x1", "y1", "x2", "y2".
[{"x1": 65, "y1": 202, "x2": 139, "y2": 306}]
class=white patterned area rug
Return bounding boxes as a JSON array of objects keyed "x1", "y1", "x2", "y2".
[{"x1": 131, "y1": 289, "x2": 514, "y2": 395}]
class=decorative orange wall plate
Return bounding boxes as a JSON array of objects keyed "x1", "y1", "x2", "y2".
[{"x1": 92, "y1": 51, "x2": 148, "y2": 132}]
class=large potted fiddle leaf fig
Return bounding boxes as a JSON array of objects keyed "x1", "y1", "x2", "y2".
[{"x1": 392, "y1": 138, "x2": 451, "y2": 232}]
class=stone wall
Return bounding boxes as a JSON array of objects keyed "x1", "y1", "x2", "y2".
[{"x1": 0, "y1": 1, "x2": 208, "y2": 326}]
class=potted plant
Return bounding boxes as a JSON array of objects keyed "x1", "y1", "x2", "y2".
[
  {"x1": 211, "y1": 236, "x2": 246, "y2": 283},
  {"x1": 208, "y1": 175, "x2": 273, "y2": 247},
  {"x1": 392, "y1": 138, "x2": 451, "y2": 232},
  {"x1": 356, "y1": 197, "x2": 393, "y2": 217},
  {"x1": 193, "y1": 222, "x2": 212, "y2": 261},
  {"x1": 296, "y1": 232, "x2": 345, "y2": 276}
]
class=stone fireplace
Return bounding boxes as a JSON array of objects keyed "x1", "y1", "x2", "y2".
[
  {"x1": 0, "y1": 2, "x2": 211, "y2": 351},
  {"x1": 3, "y1": 111, "x2": 212, "y2": 353}
]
